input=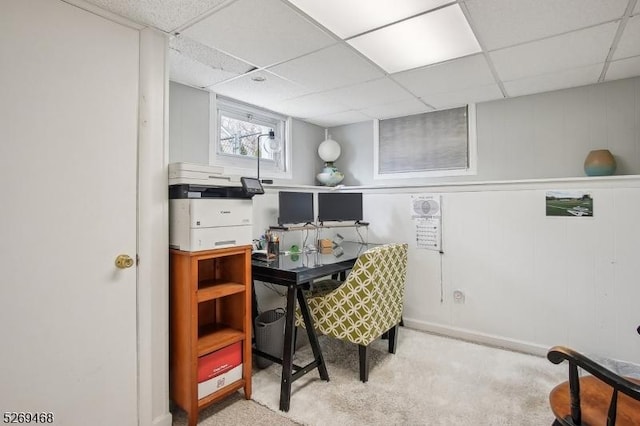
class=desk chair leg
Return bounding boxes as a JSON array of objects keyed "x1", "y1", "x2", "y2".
[
  {"x1": 358, "y1": 345, "x2": 369, "y2": 383},
  {"x1": 388, "y1": 324, "x2": 399, "y2": 354}
]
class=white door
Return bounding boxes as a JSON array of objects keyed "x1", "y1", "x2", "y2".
[{"x1": 0, "y1": 1, "x2": 139, "y2": 425}]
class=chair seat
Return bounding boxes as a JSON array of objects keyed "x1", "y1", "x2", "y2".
[{"x1": 550, "y1": 376, "x2": 640, "y2": 426}]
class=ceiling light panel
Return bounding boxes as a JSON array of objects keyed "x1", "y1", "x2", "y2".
[
  {"x1": 286, "y1": 0, "x2": 451, "y2": 39},
  {"x1": 347, "y1": 5, "x2": 481, "y2": 74}
]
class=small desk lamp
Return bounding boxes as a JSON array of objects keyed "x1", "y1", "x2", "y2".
[{"x1": 257, "y1": 130, "x2": 275, "y2": 184}]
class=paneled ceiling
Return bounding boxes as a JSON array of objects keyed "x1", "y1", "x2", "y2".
[{"x1": 84, "y1": 0, "x2": 640, "y2": 127}]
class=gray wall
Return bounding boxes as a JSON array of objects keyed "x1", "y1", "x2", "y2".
[
  {"x1": 169, "y1": 81, "x2": 324, "y2": 185},
  {"x1": 169, "y1": 81, "x2": 209, "y2": 164},
  {"x1": 331, "y1": 77, "x2": 640, "y2": 185}
]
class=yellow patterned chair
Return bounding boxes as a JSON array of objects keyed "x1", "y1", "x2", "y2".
[{"x1": 296, "y1": 243, "x2": 408, "y2": 382}]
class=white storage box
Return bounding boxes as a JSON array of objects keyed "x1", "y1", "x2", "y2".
[{"x1": 197, "y1": 363, "x2": 243, "y2": 399}]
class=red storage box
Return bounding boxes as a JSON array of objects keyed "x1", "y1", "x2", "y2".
[{"x1": 197, "y1": 341, "x2": 242, "y2": 383}]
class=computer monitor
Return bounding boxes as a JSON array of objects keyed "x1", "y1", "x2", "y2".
[
  {"x1": 317, "y1": 192, "x2": 363, "y2": 223},
  {"x1": 278, "y1": 191, "x2": 314, "y2": 226}
]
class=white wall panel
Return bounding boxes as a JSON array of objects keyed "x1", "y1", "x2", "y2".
[
  {"x1": 611, "y1": 188, "x2": 640, "y2": 361},
  {"x1": 351, "y1": 181, "x2": 640, "y2": 365},
  {"x1": 249, "y1": 180, "x2": 639, "y2": 365}
]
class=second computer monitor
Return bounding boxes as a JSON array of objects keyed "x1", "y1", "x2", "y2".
[
  {"x1": 317, "y1": 192, "x2": 363, "y2": 223},
  {"x1": 278, "y1": 191, "x2": 314, "y2": 226}
]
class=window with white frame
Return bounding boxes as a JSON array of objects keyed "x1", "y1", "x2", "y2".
[
  {"x1": 373, "y1": 104, "x2": 476, "y2": 179},
  {"x1": 211, "y1": 96, "x2": 291, "y2": 179}
]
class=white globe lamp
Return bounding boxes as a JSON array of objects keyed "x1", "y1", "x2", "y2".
[
  {"x1": 316, "y1": 133, "x2": 344, "y2": 186},
  {"x1": 318, "y1": 138, "x2": 341, "y2": 163}
]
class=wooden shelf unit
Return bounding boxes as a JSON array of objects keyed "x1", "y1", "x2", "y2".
[{"x1": 169, "y1": 245, "x2": 252, "y2": 426}]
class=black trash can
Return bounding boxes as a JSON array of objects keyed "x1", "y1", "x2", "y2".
[{"x1": 254, "y1": 308, "x2": 285, "y2": 368}]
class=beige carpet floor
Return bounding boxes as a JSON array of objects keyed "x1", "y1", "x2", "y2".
[
  {"x1": 173, "y1": 328, "x2": 570, "y2": 425},
  {"x1": 250, "y1": 328, "x2": 568, "y2": 425}
]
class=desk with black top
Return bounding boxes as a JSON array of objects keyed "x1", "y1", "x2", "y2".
[{"x1": 251, "y1": 241, "x2": 375, "y2": 412}]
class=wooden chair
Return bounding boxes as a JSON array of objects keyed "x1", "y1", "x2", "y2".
[
  {"x1": 296, "y1": 243, "x2": 408, "y2": 382},
  {"x1": 547, "y1": 335, "x2": 640, "y2": 426}
]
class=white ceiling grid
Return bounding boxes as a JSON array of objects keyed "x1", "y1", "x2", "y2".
[{"x1": 82, "y1": 0, "x2": 640, "y2": 127}]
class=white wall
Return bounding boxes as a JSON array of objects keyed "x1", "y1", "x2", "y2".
[{"x1": 360, "y1": 180, "x2": 640, "y2": 364}]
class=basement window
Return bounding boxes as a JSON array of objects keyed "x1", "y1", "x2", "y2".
[
  {"x1": 374, "y1": 104, "x2": 477, "y2": 179},
  {"x1": 210, "y1": 96, "x2": 291, "y2": 179}
]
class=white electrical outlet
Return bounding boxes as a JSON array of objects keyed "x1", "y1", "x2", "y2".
[{"x1": 453, "y1": 290, "x2": 465, "y2": 304}]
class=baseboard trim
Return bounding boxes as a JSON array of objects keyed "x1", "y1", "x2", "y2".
[
  {"x1": 151, "y1": 413, "x2": 172, "y2": 426},
  {"x1": 402, "y1": 318, "x2": 549, "y2": 357}
]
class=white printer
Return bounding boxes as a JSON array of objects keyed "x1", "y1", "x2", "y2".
[{"x1": 168, "y1": 163, "x2": 264, "y2": 251}]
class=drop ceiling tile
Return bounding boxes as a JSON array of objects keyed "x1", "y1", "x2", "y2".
[
  {"x1": 83, "y1": 0, "x2": 228, "y2": 32},
  {"x1": 323, "y1": 78, "x2": 413, "y2": 110},
  {"x1": 360, "y1": 98, "x2": 433, "y2": 120},
  {"x1": 182, "y1": 0, "x2": 336, "y2": 67},
  {"x1": 465, "y1": 0, "x2": 628, "y2": 51},
  {"x1": 393, "y1": 54, "x2": 496, "y2": 97},
  {"x1": 635, "y1": 1, "x2": 640, "y2": 15},
  {"x1": 170, "y1": 36, "x2": 254, "y2": 75},
  {"x1": 269, "y1": 93, "x2": 350, "y2": 118},
  {"x1": 347, "y1": 4, "x2": 481, "y2": 74},
  {"x1": 304, "y1": 110, "x2": 373, "y2": 128},
  {"x1": 287, "y1": 0, "x2": 451, "y2": 39},
  {"x1": 268, "y1": 44, "x2": 384, "y2": 92},
  {"x1": 613, "y1": 15, "x2": 640, "y2": 60},
  {"x1": 605, "y1": 56, "x2": 640, "y2": 81},
  {"x1": 503, "y1": 64, "x2": 603, "y2": 98},
  {"x1": 490, "y1": 22, "x2": 617, "y2": 82},
  {"x1": 209, "y1": 70, "x2": 309, "y2": 107},
  {"x1": 169, "y1": 49, "x2": 240, "y2": 88},
  {"x1": 421, "y1": 84, "x2": 503, "y2": 109}
]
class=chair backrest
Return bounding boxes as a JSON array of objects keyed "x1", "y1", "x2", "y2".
[
  {"x1": 317, "y1": 243, "x2": 408, "y2": 345},
  {"x1": 548, "y1": 343, "x2": 640, "y2": 425}
]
